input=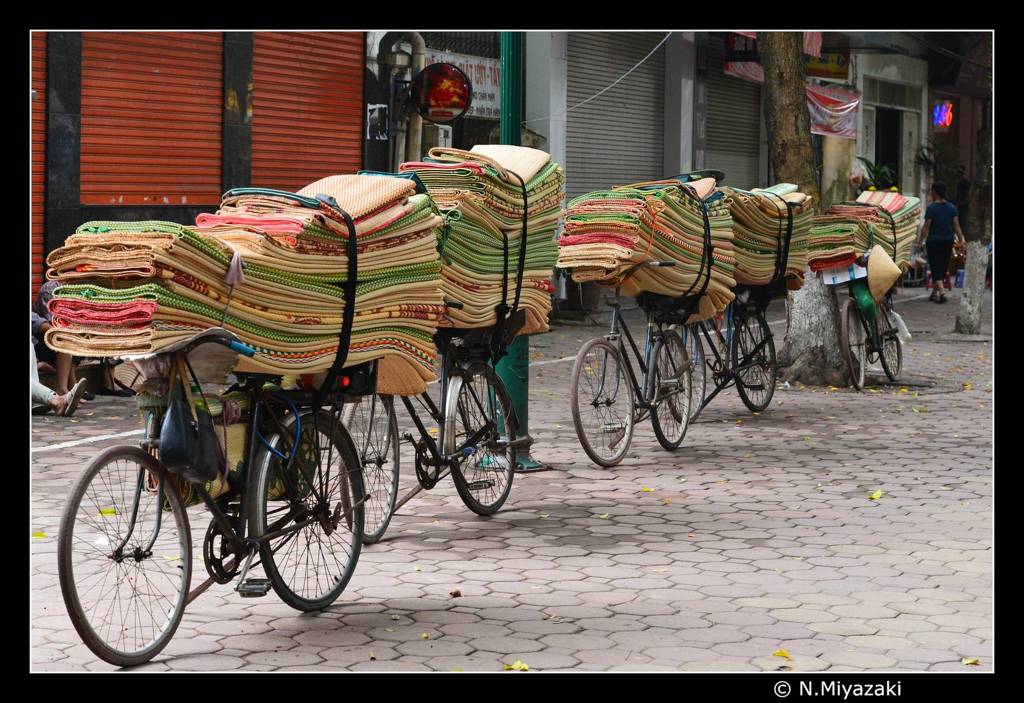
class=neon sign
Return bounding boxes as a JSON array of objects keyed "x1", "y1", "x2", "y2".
[{"x1": 932, "y1": 101, "x2": 954, "y2": 128}]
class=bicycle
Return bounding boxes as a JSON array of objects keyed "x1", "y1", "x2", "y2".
[
  {"x1": 339, "y1": 169, "x2": 534, "y2": 536},
  {"x1": 56, "y1": 193, "x2": 369, "y2": 667},
  {"x1": 835, "y1": 277, "x2": 903, "y2": 390},
  {"x1": 56, "y1": 328, "x2": 368, "y2": 667},
  {"x1": 569, "y1": 260, "x2": 694, "y2": 467}
]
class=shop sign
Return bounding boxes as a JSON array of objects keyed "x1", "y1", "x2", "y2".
[
  {"x1": 424, "y1": 49, "x2": 500, "y2": 119},
  {"x1": 410, "y1": 63, "x2": 473, "y2": 124},
  {"x1": 806, "y1": 52, "x2": 850, "y2": 80},
  {"x1": 932, "y1": 100, "x2": 954, "y2": 131},
  {"x1": 807, "y1": 83, "x2": 860, "y2": 139}
]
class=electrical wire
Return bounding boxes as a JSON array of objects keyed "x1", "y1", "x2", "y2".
[
  {"x1": 522, "y1": 32, "x2": 673, "y2": 125},
  {"x1": 909, "y1": 32, "x2": 991, "y2": 70}
]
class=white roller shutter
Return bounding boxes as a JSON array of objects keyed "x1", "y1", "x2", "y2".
[
  {"x1": 566, "y1": 32, "x2": 666, "y2": 198},
  {"x1": 704, "y1": 34, "x2": 762, "y2": 190}
]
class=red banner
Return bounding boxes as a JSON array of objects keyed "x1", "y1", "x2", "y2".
[{"x1": 806, "y1": 83, "x2": 859, "y2": 139}]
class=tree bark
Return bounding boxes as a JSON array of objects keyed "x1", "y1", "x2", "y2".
[
  {"x1": 759, "y1": 32, "x2": 844, "y2": 385},
  {"x1": 956, "y1": 48, "x2": 992, "y2": 336}
]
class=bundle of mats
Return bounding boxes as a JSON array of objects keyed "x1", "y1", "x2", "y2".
[
  {"x1": 43, "y1": 175, "x2": 445, "y2": 396},
  {"x1": 399, "y1": 145, "x2": 563, "y2": 335},
  {"x1": 556, "y1": 177, "x2": 736, "y2": 321},
  {"x1": 719, "y1": 184, "x2": 814, "y2": 289},
  {"x1": 807, "y1": 191, "x2": 921, "y2": 273}
]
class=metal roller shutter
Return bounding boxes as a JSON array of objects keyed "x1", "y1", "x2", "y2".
[
  {"x1": 80, "y1": 32, "x2": 223, "y2": 206},
  {"x1": 252, "y1": 32, "x2": 364, "y2": 191},
  {"x1": 704, "y1": 34, "x2": 762, "y2": 190},
  {"x1": 32, "y1": 32, "x2": 46, "y2": 300},
  {"x1": 566, "y1": 32, "x2": 666, "y2": 198}
]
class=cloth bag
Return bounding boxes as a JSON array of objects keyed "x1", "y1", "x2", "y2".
[{"x1": 160, "y1": 356, "x2": 221, "y2": 484}]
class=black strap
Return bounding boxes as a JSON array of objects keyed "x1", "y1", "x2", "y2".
[
  {"x1": 763, "y1": 191, "x2": 795, "y2": 289},
  {"x1": 490, "y1": 170, "x2": 530, "y2": 364},
  {"x1": 676, "y1": 184, "x2": 714, "y2": 301},
  {"x1": 312, "y1": 196, "x2": 358, "y2": 405}
]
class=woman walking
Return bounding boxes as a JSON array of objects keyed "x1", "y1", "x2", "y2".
[{"x1": 917, "y1": 181, "x2": 967, "y2": 303}]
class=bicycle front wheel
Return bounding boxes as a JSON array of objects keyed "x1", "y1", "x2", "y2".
[
  {"x1": 249, "y1": 409, "x2": 364, "y2": 611},
  {"x1": 570, "y1": 338, "x2": 635, "y2": 467},
  {"x1": 649, "y1": 330, "x2": 692, "y2": 451},
  {"x1": 877, "y1": 304, "x2": 903, "y2": 382},
  {"x1": 444, "y1": 363, "x2": 517, "y2": 516},
  {"x1": 732, "y1": 311, "x2": 777, "y2": 412},
  {"x1": 680, "y1": 324, "x2": 707, "y2": 423},
  {"x1": 58, "y1": 446, "x2": 192, "y2": 667},
  {"x1": 840, "y1": 298, "x2": 866, "y2": 391},
  {"x1": 341, "y1": 395, "x2": 399, "y2": 544}
]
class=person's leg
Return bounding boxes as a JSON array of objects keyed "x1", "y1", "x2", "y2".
[{"x1": 55, "y1": 351, "x2": 73, "y2": 394}]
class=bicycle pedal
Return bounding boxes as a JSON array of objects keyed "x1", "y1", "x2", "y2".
[
  {"x1": 744, "y1": 383, "x2": 765, "y2": 391},
  {"x1": 236, "y1": 578, "x2": 272, "y2": 598},
  {"x1": 466, "y1": 480, "x2": 496, "y2": 491}
]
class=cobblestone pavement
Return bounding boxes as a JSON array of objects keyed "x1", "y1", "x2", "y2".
[{"x1": 31, "y1": 288, "x2": 993, "y2": 672}]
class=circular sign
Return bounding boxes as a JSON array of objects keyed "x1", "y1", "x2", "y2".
[{"x1": 410, "y1": 63, "x2": 473, "y2": 124}]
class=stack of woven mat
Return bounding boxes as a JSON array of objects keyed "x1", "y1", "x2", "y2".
[
  {"x1": 399, "y1": 145, "x2": 563, "y2": 335},
  {"x1": 807, "y1": 191, "x2": 921, "y2": 273},
  {"x1": 719, "y1": 184, "x2": 814, "y2": 288},
  {"x1": 556, "y1": 178, "x2": 736, "y2": 321},
  {"x1": 43, "y1": 175, "x2": 444, "y2": 395}
]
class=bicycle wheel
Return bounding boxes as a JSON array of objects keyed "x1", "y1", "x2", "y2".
[
  {"x1": 840, "y1": 298, "x2": 866, "y2": 391},
  {"x1": 58, "y1": 446, "x2": 191, "y2": 667},
  {"x1": 877, "y1": 304, "x2": 903, "y2": 382},
  {"x1": 249, "y1": 409, "x2": 364, "y2": 611},
  {"x1": 678, "y1": 324, "x2": 707, "y2": 423},
  {"x1": 444, "y1": 363, "x2": 517, "y2": 516},
  {"x1": 731, "y1": 310, "x2": 777, "y2": 412},
  {"x1": 570, "y1": 338, "x2": 635, "y2": 467},
  {"x1": 649, "y1": 330, "x2": 693, "y2": 451},
  {"x1": 341, "y1": 395, "x2": 399, "y2": 544}
]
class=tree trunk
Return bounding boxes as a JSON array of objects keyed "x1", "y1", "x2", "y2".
[
  {"x1": 759, "y1": 32, "x2": 844, "y2": 385},
  {"x1": 956, "y1": 78, "x2": 992, "y2": 335}
]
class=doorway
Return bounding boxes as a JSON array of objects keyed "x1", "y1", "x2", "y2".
[{"x1": 875, "y1": 107, "x2": 902, "y2": 189}]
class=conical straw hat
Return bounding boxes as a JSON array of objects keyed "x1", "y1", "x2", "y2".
[{"x1": 868, "y1": 244, "x2": 901, "y2": 301}]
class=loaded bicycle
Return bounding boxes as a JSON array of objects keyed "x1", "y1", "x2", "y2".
[
  {"x1": 681, "y1": 186, "x2": 796, "y2": 420},
  {"x1": 832, "y1": 263, "x2": 903, "y2": 391},
  {"x1": 57, "y1": 196, "x2": 369, "y2": 667},
  {"x1": 566, "y1": 176, "x2": 724, "y2": 467},
  {"x1": 339, "y1": 171, "x2": 532, "y2": 542}
]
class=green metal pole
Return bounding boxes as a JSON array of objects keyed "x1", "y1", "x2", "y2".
[{"x1": 497, "y1": 31, "x2": 544, "y2": 472}]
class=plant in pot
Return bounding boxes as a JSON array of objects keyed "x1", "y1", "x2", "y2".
[{"x1": 856, "y1": 157, "x2": 898, "y2": 192}]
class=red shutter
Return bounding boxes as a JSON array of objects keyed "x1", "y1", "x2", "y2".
[
  {"x1": 80, "y1": 32, "x2": 223, "y2": 206},
  {"x1": 252, "y1": 32, "x2": 364, "y2": 191},
  {"x1": 31, "y1": 32, "x2": 46, "y2": 301}
]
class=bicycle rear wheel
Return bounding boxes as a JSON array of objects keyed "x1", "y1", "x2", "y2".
[
  {"x1": 249, "y1": 409, "x2": 364, "y2": 611},
  {"x1": 678, "y1": 324, "x2": 706, "y2": 423},
  {"x1": 570, "y1": 338, "x2": 635, "y2": 467},
  {"x1": 649, "y1": 330, "x2": 692, "y2": 451},
  {"x1": 732, "y1": 311, "x2": 777, "y2": 412},
  {"x1": 58, "y1": 446, "x2": 191, "y2": 667},
  {"x1": 877, "y1": 304, "x2": 903, "y2": 381},
  {"x1": 341, "y1": 395, "x2": 399, "y2": 544},
  {"x1": 445, "y1": 363, "x2": 517, "y2": 516},
  {"x1": 840, "y1": 298, "x2": 866, "y2": 391}
]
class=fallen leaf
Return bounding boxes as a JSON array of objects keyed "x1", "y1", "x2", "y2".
[
  {"x1": 420, "y1": 632, "x2": 430, "y2": 640},
  {"x1": 99, "y1": 508, "x2": 117, "y2": 517},
  {"x1": 450, "y1": 589, "x2": 462, "y2": 598},
  {"x1": 413, "y1": 565, "x2": 422, "y2": 572},
  {"x1": 504, "y1": 659, "x2": 529, "y2": 671},
  {"x1": 869, "y1": 490, "x2": 883, "y2": 500},
  {"x1": 385, "y1": 628, "x2": 397, "y2": 633},
  {"x1": 161, "y1": 554, "x2": 181, "y2": 561},
  {"x1": 598, "y1": 513, "x2": 610, "y2": 519},
  {"x1": 652, "y1": 568, "x2": 667, "y2": 574},
  {"x1": 641, "y1": 486, "x2": 654, "y2": 493},
  {"x1": 539, "y1": 513, "x2": 549, "y2": 519},
  {"x1": 962, "y1": 658, "x2": 979, "y2": 666},
  {"x1": 912, "y1": 406, "x2": 929, "y2": 413},
  {"x1": 962, "y1": 382, "x2": 973, "y2": 390},
  {"x1": 663, "y1": 499, "x2": 672, "y2": 505},
  {"x1": 451, "y1": 668, "x2": 464, "y2": 672},
  {"x1": 391, "y1": 614, "x2": 400, "y2": 621},
  {"x1": 688, "y1": 533, "x2": 696, "y2": 538},
  {"x1": 774, "y1": 648, "x2": 793, "y2": 661},
  {"x1": 31, "y1": 532, "x2": 46, "y2": 539},
  {"x1": 369, "y1": 652, "x2": 377, "y2": 661}
]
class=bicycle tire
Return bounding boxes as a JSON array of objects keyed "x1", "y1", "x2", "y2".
[
  {"x1": 569, "y1": 337, "x2": 635, "y2": 467},
  {"x1": 249, "y1": 409, "x2": 364, "y2": 611},
  {"x1": 58, "y1": 445, "x2": 191, "y2": 667},
  {"x1": 877, "y1": 304, "x2": 903, "y2": 382},
  {"x1": 341, "y1": 395, "x2": 400, "y2": 544},
  {"x1": 649, "y1": 330, "x2": 692, "y2": 451},
  {"x1": 840, "y1": 298, "x2": 866, "y2": 391},
  {"x1": 445, "y1": 363, "x2": 517, "y2": 516},
  {"x1": 677, "y1": 324, "x2": 707, "y2": 423},
  {"x1": 732, "y1": 310, "x2": 778, "y2": 412}
]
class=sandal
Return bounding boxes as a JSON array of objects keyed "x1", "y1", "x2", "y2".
[
  {"x1": 939, "y1": 294, "x2": 948, "y2": 304},
  {"x1": 928, "y1": 291, "x2": 940, "y2": 303}
]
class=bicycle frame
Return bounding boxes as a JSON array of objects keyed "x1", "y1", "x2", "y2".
[
  {"x1": 600, "y1": 297, "x2": 671, "y2": 419},
  {"x1": 692, "y1": 298, "x2": 774, "y2": 410}
]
